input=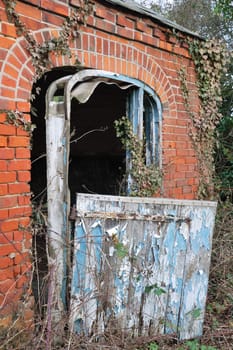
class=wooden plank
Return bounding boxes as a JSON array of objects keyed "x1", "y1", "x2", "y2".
[
  {"x1": 178, "y1": 206, "x2": 216, "y2": 339},
  {"x1": 46, "y1": 108, "x2": 68, "y2": 321},
  {"x1": 46, "y1": 76, "x2": 71, "y2": 326},
  {"x1": 77, "y1": 211, "x2": 189, "y2": 222},
  {"x1": 71, "y1": 194, "x2": 216, "y2": 339}
]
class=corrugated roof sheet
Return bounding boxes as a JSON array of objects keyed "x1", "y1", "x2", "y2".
[{"x1": 103, "y1": 0, "x2": 203, "y2": 39}]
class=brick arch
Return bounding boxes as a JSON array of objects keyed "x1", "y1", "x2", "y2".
[
  {"x1": 0, "y1": 28, "x2": 76, "y2": 111},
  {"x1": 69, "y1": 31, "x2": 178, "y2": 115},
  {"x1": 0, "y1": 28, "x2": 177, "y2": 116},
  {"x1": 0, "y1": 36, "x2": 32, "y2": 110}
]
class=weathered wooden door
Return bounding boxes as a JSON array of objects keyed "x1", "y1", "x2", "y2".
[{"x1": 70, "y1": 193, "x2": 217, "y2": 340}]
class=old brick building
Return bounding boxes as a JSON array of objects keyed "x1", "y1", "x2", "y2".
[{"x1": 0, "y1": 0, "x2": 206, "y2": 336}]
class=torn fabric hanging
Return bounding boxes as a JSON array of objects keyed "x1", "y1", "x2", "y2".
[{"x1": 71, "y1": 77, "x2": 134, "y2": 103}]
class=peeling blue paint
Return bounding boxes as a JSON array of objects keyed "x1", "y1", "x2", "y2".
[
  {"x1": 190, "y1": 222, "x2": 211, "y2": 254},
  {"x1": 164, "y1": 222, "x2": 176, "y2": 264},
  {"x1": 91, "y1": 224, "x2": 102, "y2": 273},
  {"x1": 176, "y1": 229, "x2": 187, "y2": 252},
  {"x1": 71, "y1": 221, "x2": 87, "y2": 295},
  {"x1": 61, "y1": 202, "x2": 68, "y2": 306},
  {"x1": 151, "y1": 237, "x2": 160, "y2": 266},
  {"x1": 179, "y1": 268, "x2": 208, "y2": 338},
  {"x1": 74, "y1": 318, "x2": 84, "y2": 334},
  {"x1": 70, "y1": 194, "x2": 217, "y2": 340},
  {"x1": 133, "y1": 241, "x2": 145, "y2": 256},
  {"x1": 62, "y1": 136, "x2": 67, "y2": 166},
  {"x1": 114, "y1": 275, "x2": 126, "y2": 305}
]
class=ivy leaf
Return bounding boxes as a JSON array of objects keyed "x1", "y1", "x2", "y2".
[
  {"x1": 145, "y1": 283, "x2": 166, "y2": 296},
  {"x1": 115, "y1": 242, "x2": 128, "y2": 259}
]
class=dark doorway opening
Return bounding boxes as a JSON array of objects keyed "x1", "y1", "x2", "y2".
[
  {"x1": 31, "y1": 67, "x2": 76, "y2": 202},
  {"x1": 69, "y1": 83, "x2": 127, "y2": 204}
]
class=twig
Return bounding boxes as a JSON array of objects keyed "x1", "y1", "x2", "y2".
[
  {"x1": 31, "y1": 127, "x2": 108, "y2": 165},
  {"x1": 70, "y1": 127, "x2": 108, "y2": 144},
  {"x1": 46, "y1": 262, "x2": 56, "y2": 350}
]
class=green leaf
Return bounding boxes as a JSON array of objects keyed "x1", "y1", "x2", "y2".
[
  {"x1": 115, "y1": 242, "x2": 128, "y2": 258},
  {"x1": 145, "y1": 283, "x2": 166, "y2": 296},
  {"x1": 189, "y1": 308, "x2": 202, "y2": 319},
  {"x1": 148, "y1": 342, "x2": 159, "y2": 350}
]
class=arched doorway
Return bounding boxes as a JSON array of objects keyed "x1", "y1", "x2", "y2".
[{"x1": 32, "y1": 68, "x2": 162, "y2": 324}]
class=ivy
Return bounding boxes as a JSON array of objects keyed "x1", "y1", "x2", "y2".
[
  {"x1": 214, "y1": 0, "x2": 233, "y2": 20},
  {"x1": 145, "y1": 283, "x2": 166, "y2": 296},
  {"x1": 0, "y1": 109, "x2": 36, "y2": 135},
  {"x1": 114, "y1": 242, "x2": 128, "y2": 259},
  {"x1": 3, "y1": 0, "x2": 93, "y2": 81},
  {"x1": 114, "y1": 116, "x2": 162, "y2": 197},
  {"x1": 180, "y1": 38, "x2": 231, "y2": 199}
]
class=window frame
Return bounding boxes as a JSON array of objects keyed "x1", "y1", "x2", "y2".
[{"x1": 65, "y1": 70, "x2": 163, "y2": 193}]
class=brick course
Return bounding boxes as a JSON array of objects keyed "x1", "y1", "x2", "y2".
[{"x1": 0, "y1": 0, "x2": 201, "y2": 330}]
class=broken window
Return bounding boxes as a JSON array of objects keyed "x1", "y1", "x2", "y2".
[{"x1": 65, "y1": 71, "x2": 162, "y2": 199}]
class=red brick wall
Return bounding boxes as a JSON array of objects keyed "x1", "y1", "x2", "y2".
[
  {"x1": 0, "y1": 0, "x2": 200, "y2": 328},
  {"x1": 0, "y1": 112, "x2": 33, "y2": 329}
]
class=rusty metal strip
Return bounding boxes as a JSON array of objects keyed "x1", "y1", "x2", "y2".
[{"x1": 76, "y1": 211, "x2": 191, "y2": 223}]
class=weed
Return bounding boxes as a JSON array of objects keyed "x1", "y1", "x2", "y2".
[
  {"x1": 148, "y1": 342, "x2": 159, "y2": 350},
  {"x1": 145, "y1": 283, "x2": 166, "y2": 296},
  {"x1": 178, "y1": 339, "x2": 218, "y2": 350}
]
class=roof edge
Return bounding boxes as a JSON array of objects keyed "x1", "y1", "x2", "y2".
[{"x1": 101, "y1": 0, "x2": 205, "y2": 40}]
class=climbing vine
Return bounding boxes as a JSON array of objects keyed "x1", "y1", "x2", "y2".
[
  {"x1": 3, "y1": 0, "x2": 92, "y2": 81},
  {"x1": 2, "y1": 0, "x2": 92, "y2": 146},
  {"x1": 114, "y1": 116, "x2": 162, "y2": 197},
  {"x1": 180, "y1": 38, "x2": 230, "y2": 199},
  {"x1": 0, "y1": 109, "x2": 35, "y2": 135}
]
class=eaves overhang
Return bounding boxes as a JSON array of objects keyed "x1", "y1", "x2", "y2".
[{"x1": 102, "y1": 0, "x2": 205, "y2": 39}]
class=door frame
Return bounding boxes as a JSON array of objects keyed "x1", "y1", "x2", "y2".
[{"x1": 45, "y1": 69, "x2": 162, "y2": 322}]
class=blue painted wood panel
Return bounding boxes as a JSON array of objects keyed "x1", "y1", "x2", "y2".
[{"x1": 70, "y1": 194, "x2": 217, "y2": 340}]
